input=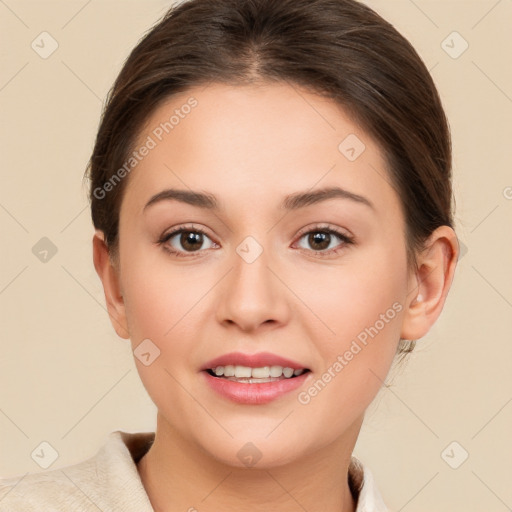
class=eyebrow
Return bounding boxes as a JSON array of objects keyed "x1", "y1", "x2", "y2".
[{"x1": 143, "y1": 186, "x2": 375, "y2": 213}]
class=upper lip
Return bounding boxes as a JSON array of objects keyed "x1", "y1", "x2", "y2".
[{"x1": 201, "y1": 352, "x2": 308, "y2": 371}]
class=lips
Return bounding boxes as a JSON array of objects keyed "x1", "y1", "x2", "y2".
[
  {"x1": 200, "y1": 351, "x2": 311, "y2": 404},
  {"x1": 201, "y1": 351, "x2": 308, "y2": 371}
]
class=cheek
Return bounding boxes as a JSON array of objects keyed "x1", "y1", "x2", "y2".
[
  {"x1": 295, "y1": 247, "x2": 407, "y2": 344},
  {"x1": 295, "y1": 281, "x2": 404, "y2": 433},
  {"x1": 121, "y1": 243, "x2": 210, "y2": 341},
  {"x1": 120, "y1": 258, "x2": 203, "y2": 407},
  {"x1": 295, "y1": 244, "x2": 406, "y2": 403},
  {"x1": 120, "y1": 249, "x2": 217, "y2": 394}
]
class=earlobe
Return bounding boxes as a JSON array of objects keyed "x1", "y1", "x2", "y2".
[
  {"x1": 92, "y1": 230, "x2": 130, "y2": 339},
  {"x1": 400, "y1": 226, "x2": 459, "y2": 341}
]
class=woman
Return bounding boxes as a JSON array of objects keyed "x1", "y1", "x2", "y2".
[{"x1": 0, "y1": 0, "x2": 458, "y2": 510}]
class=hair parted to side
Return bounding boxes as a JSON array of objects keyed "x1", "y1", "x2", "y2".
[{"x1": 84, "y1": 0, "x2": 455, "y2": 357}]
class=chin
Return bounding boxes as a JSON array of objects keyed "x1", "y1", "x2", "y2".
[{"x1": 197, "y1": 433, "x2": 312, "y2": 470}]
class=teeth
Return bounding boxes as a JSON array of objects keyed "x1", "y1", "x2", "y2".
[
  {"x1": 282, "y1": 367, "x2": 294, "y2": 378},
  {"x1": 234, "y1": 365, "x2": 252, "y2": 378},
  {"x1": 211, "y1": 365, "x2": 305, "y2": 379},
  {"x1": 270, "y1": 365, "x2": 283, "y2": 378},
  {"x1": 224, "y1": 365, "x2": 235, "y2": 377},
  {"x1": 251, "y1": 366, "x2": 270, "y2": 378}
]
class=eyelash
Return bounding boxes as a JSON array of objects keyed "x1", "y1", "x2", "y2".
[
  {"x1": 157, "y1": 224, "x2": 215, "y2": 259},
  {"x1": 157, "y1": 223, "x2": 355, "y2": 259}
]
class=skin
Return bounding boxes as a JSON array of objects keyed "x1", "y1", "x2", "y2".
[{"x1": 93, "y1": 82, "x2": 458, "y2": 512}]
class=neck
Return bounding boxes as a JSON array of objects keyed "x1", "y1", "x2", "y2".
[{"x1": 137, "y1": 413, "x2": 362, "y2": 512}]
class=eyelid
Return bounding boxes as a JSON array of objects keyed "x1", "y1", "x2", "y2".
[
  {"x1": 157, "y1": 223, "x2": 218, "y2": 256},
  {"x1": 294, "y1": 222, "x2": 354, "y2": 241},
  {"x1": 292, "y1": 223, "x2": 355, "y2": 256},
  {"x1": 159, "y1": 223, "x2": 214, "y2": 241}
]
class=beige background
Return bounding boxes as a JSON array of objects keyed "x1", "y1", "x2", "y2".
[{"x1": 1, "y1": 1, "x2": 511, "y2": 510}]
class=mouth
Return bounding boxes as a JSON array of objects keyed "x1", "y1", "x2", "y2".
[
  {"x1": 205, "y1": 365, "x2": 311, "y2": 384},
  {"x1": 200, "y1": 352, "x2": 312, "y2": 404}
]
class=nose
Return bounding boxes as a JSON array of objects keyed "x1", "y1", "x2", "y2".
[{"x1": 216, "y1": 241, "x2": 291, "y2": 333}]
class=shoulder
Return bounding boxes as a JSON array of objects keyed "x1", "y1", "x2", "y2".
[
  {"x1": 0, "y1": 430, "x2": 155, "y2": 512},
  {"x1": 0, "y1": 454, "x2": 99, "y2": 511}
]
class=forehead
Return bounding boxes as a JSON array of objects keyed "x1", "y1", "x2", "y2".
[{"x1": 123, "y1": 82, "x2": 399, "y2": 219}]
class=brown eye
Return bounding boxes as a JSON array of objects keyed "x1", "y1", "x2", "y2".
[
  {"x1": 295, "y1": 226, "x2": 354, "y2": 256},
  {"x1": 307, "y1": 232, "x2": 331, "y2": 251},
  {"x1": 179, "y1": 231, "x2": 205, "y2": 252},
  {"x1": 159, "y1": 227, "x2": 216, "y2": 257}
]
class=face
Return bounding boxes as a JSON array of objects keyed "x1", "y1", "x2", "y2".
[{"x1": 108, "y1": 82, "x2": 416, "y2": 467}]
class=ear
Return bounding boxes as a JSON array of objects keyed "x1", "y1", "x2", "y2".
[
  {"x1": 400, "y1": 225, "x2": 459, "y2": 341},
  {"x1": 92, "y1": 230, "x2": 130, "y2": 339}
]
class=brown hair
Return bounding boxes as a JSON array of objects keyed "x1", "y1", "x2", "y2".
[{"x1": 84, "y1": 0, "x2": 455, "y2": 357}]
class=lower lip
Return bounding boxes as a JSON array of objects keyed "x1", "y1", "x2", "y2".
[{"x1": 202, "y1": 371, "x2": 311, "y2": 405}]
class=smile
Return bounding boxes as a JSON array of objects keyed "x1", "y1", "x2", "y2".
[
  {"x1": 201, "y1": 352, "x2": 312, "y2": 404},
  {"x1": 208, "y1": 365, "x2": 308, "y2": 382}
]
